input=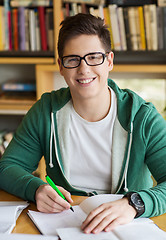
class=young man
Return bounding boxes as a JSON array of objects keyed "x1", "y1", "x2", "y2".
[{"x1": 0, "y1": 14, "x2": 166, "y2": 234}]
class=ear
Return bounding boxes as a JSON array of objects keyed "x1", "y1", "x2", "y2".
[
  {"x1": 58, "y1": 58, "x2": 64, "y2": 76},
  {"x1": 107, "y1": 51, "x2": 114, "y2": 71}
]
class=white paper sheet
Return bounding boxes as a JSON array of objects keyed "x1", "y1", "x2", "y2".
[
  {"x1": 0, "y1": 201, "x2": 29, "y2": 233},
  {"x1": 0, "y1": 234, "x2": 58, "y2": 240}
]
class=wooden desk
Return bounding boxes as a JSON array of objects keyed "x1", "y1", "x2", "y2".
[{"x1": 0, "y1": 190, "x2": 165, "y2": 234}]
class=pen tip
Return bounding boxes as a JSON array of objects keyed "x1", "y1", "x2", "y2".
[{"x1": 70, "y1": 206, "x2": 74, "y2": 212}]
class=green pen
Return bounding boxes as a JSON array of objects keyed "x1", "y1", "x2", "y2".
[{"x1": 45, "y1": 175, "x2": 74, "y2": 212}]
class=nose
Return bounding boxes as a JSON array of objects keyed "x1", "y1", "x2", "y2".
[{"x1": 77, "y1": 58, "x2": 90, "y2": 74}]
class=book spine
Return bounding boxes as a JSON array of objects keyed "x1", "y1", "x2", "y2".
[
  {"x1": 144, "y1": 5, "x2": 152, "y2": 50},
  {"x1": 29, "y1": 9, "x2": 36, "y2": 51},
  {"x1": 63, "y1": 0, "x2": 106, "y2": 5},
  {"x1": 107, "y1": 0, "x2": 155, "y2": 5},
  {"x1": 157, "y1": 0, "x2": 166, "y2": 7},
  {"x1": 38, "y1": 6, "x2": 47, "y2": 51},
  {"x1": 8, "y1": 10, "x2": 12, "y2": 50},
  {"x1": 108, "y1": 4, "x2": 121, "y2": 50},
  {"x1": 135, "y1": 7, "x2": 142, "y2": 50},
  {"x1": 24, "y1": 9, "x2": 30, "y2": 51},
  {"x1": 46, "y1": 8, "x2": 54, "y2": 51},
  {"x1": 103, "y1": 7, "x2": 114, "y2": 49},
  {"x1": 71, "y1": 3, "x2": 79, "y2": 15},
  {"x1": 13, "y1": 8, "x2": 19, "y2": 50},
  {"x1": 34, "y1": 8, "x2": 41, "y2": 51},
  {"x1": 164, "y1": 7, "x2": 166, "y2": 49},
  {"x1": 4, "y1": 0, "x2": 9, "y2": 50},
  {"x1": 10, "y1": 0, "x2": 51, "y2": 7},
  {"x1": 138, "y1": 6, "x2": 146, "y2": 50},
  {"x1": 123, "y1": 7, "x2": 132, "y2": 50},
  {"x1": 0, "y1": 6, "x2": 5, "y2": 50},
  {"x1": 19, "y1": 7, "x2": 26, "y2": 51},
  {"x1": 157, "y1": 7, "x2": 164, "y2": 50},
  {"x1": 149, "y1": 4, "x2": 158, "y2": 50},
  {"x1": 117, "y1": 7, "x2": 127, "y2": 50},
  {"x1": 128, "y1": 7, "x2": 139, "y2": 51}
]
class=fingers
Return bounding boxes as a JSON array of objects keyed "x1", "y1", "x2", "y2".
[
  {"x1": 35, "y1": 184, "x2": 72, "y2": 213},
  {"x1": 81, "y1": 198, "x2": 136, "y2": 234},
  {"x1": 58, "y1": 186, "x2": 73, "y2": 204},
  {"x1": 82, "y1": 204, "x2": 115, "y2": 234}
]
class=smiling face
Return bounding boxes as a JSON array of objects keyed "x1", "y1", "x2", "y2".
[{"x1": 58, "y1": 34, "x2": 113, "y2": 104}]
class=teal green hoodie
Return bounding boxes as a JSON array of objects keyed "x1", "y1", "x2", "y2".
[{"x1": 0, "y1": 79, "x2": 166, "y2": 218}]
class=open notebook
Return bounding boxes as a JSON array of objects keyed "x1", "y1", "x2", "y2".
[
  {"x1": 0, "y1": 201, "x2": 29, "y2": 234},
  {"x1": 0, "y1": 234, "x2": 58, "y2": 240},
  {"x1": 28, "y1": 194, "x2": 166, "y2": 239}
]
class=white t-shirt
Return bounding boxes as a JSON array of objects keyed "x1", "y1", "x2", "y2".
[{"x1": 69, "y1": 88, "x2": 117, "y2": 194}]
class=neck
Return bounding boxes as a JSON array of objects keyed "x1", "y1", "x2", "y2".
[{"x1": 72, "y1": 87, "x2": 111, "y2": 122}]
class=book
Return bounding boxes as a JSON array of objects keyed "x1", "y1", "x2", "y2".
[
  {"x1": 63, "y1": 0, "x2": 106, "y2": 6},
  {"x1": 123, "y1": 7, "x2": 131, "y2": 50},
  {"x1": 38, "y1": 6, "x2": 47, "y2": 51},
  {"x1": 128, "y1": 7, "x2": 139, "y2": 51},
  {"x1": 0, "y1": 6, "x2": 5, "y2": 50},
  {"x1": 0, "y1": 234, "x2": 58, "y2": 240},
  {"x1": 157, "y1": 7, "x2": 164, "y2": 50},
  {"x1": 4, "y1": 0, "x2": 10, "y2": 50},
  {"x1": 27, "y1": 194, "x2": 163, "y2": 238},
  {"x1": 24, "y1": 8, "x2": 30, "y2": 51},
  {"x1": 108, "y1": 4, "x2": 121, "y2": 50},
  {"x1": 12, "y1": 8, "x2": 19, "y2": 50},
  {"x1": 164, "y1": 7, "x2": 166, "y2": 49},
  {"x1": 107, "y1": 0, "x2": 156, "y2": 5},
  {"x1": 1, "y1": 80, "x2": 36, "y2": 92},
  {"x1": 10, "y1": 0, "x2": 52, "y2": 7},
  {"x1": 57, "y1": 223, "x2": 166, "y2": 240},
  {"x1": 0, "y1": 201, "x2": 29, "y2": 234},
  {"x1": 46, "y1": 8, "x2": 54, "y2": 51},
  {"x1": 34, "y1": 8, "x2": 41, "y2": 51},
  {"x1": 138, "y1": 6, "x2": 146, "y2": 50},
  {"x1": 144, "y1": 5, "x2": 152, "y2": 50},
  {"x1": 149, "y1": 4, "x2": 158, "y2": 50},
  {"x1": 117, "y1": 7, "x2": 127, "y2": 50},
  {"x1": 29, "y1": 9, "x2": 36, "y2": 51},
  {"x1": 157, "y1": 0, "x2": 166, "y2": 6},
  {"x1": 18, "y1": 7, "x2": 26, "y2": 51}
]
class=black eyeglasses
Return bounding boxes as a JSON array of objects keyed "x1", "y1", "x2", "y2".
[{"x1": 61, "y1": 52, "x2": 108, "y2": 69}]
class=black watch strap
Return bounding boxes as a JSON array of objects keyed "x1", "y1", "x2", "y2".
[{"x1": 123, "y1": 192, "x2": 145, "y2": 218}]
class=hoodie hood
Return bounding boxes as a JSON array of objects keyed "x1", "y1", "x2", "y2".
[{"x1": 108, "y1": 79, "x2": 146, "y2": 133}]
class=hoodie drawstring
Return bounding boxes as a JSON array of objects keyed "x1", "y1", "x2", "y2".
[
  {"x1": 49, "y1": 112, "x2": 55, "y2": 168},
  {"x1": 123, "y1": 122, "x2": 133, "y2": 193}
]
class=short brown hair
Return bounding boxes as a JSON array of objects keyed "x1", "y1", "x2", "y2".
[{"x1": 57, "y1": 13, "x2": 111, "y2": 59}]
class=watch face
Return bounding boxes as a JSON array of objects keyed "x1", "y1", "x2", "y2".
[{"x1": 131, "y1": 193, "x2": 144, "y2": 208}]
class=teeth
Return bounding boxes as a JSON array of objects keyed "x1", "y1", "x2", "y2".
[{"x1": 78, "y1": 78, "x2": 94, "y2": 84}]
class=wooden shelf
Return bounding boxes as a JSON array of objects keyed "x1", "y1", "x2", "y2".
[
  {"x1": 0, "y1": 94, "x2": 36, "y2": 114},
  {"x1": 112, "y1": 64, "x2": 166, "y2": 73},
  {"x1": 113, "y1": 51, "x2": 166, "y2": 65},
  {"x1": 0, "y1": 57, "x2": 55, "y2": 64}
]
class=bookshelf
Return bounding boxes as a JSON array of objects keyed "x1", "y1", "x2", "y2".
[{"x1": 0, "y1": 0, "x2": 166, "y2": 180}]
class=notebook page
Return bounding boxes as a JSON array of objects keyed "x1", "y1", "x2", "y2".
[
  {"x1": 0, "y1": 234, "x2": 58, "y2": 240},
  {"x1": 0, "y1": 202, "x2": 29, "y2": 233},
  {"x1": 28, "y1": 205, "x2": 87, "y2": 236},
  {"x1": 79, "y1": 194, "x2": 123, "y2": 215},
  {"x1": 114, "y1": 222, "x2": 166, "y2": 240},
  {"x1": 57, "y1": 227, "x2": 119, "y2": 240}
]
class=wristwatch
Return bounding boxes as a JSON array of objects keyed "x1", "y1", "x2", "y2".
[{"x1": 123, "y1": 192, "x2": 145, "y2": 218}]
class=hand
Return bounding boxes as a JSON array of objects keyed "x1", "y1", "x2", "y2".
[
  {"x1": 81, "y1": 198, "x2": 137, "y2": 234},
  {"x1": 35, "y1": 184, "x2": 73, "y2": 213}
]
